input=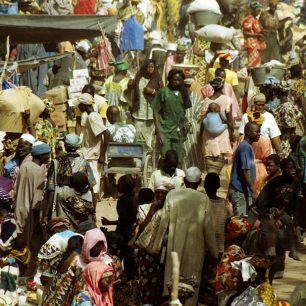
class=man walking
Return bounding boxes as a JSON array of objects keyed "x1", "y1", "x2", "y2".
[
  {"x1": 152, "y1": 69, "x2": 191, "y2": 162},
  {"x1": 229, "y1": 122, "x2": 261, "y2": 215},
  {"x1": 151, "y1": 167, "x2": 218, "y2": 306},
  {"x1": 76, "y1": 93, "x2": 110, "y2": 202}
]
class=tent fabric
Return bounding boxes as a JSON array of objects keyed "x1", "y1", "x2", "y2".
[
  {"x1": 0, "y1": 53, "x2": 73, "y2": 73},
  {"x1": 122, "y1": 15, "x2": 144, "y2": 51},
  {"x1": 0, "y1": 15, "x2": 118, "y2": 44}
]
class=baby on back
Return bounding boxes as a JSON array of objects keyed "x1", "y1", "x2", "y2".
[{"x1": 203, "y1": 102, "x2": 228, "y2": 136}]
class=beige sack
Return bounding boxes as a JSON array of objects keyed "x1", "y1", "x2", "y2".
[
  {"x1": 0, "y1": 87, "x2": 45, "y2": 133},
  {"x1": 44, "y1": 86, "x2": 68, "y2": 105}
]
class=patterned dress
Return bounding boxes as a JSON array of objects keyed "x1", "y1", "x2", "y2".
[
  {"x1": 242, "y1": 15, "x2": 266, "y2": 68},
  {"x1": 34, "y1": 119, "x2": 59, "y2": 158},
  {"x1": 131, "y1": 204, "x2": 165, "y2": 306}
]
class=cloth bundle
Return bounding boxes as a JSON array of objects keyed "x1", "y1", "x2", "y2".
[{"x1": 187, "y1": 0, "x2": 221, "y2": 14}]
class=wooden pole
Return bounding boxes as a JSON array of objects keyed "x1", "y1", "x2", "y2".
[
  {"x1": 0, "y1": 36, "x2": 10, "y2": 91},
  {"x1": 171, "y1": 252, "x2": 182, "y2": 305}
]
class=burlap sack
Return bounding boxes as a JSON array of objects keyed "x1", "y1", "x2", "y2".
[{"x1": 0, "y1": 87, "x2": 45, "y2": 133}]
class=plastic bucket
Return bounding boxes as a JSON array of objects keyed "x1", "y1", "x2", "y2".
[
  {"x1": 192, "y1": 11, "x2": 222, "y2": 28},
  {"x1": 269, "y1": 67, "x2": 286, "y2": 81},
  {"x1": 251, "y1": 67, "x2": 267, "y2": 86}
]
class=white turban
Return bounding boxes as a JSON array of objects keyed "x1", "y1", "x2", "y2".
[
  {"x1": 76, "y1": 93, "x2": 94, "y2": 106},
  {"x1": 185, "y1": 167, "x2": 202, "y2": 183},
  {"x1": 20, "y1": 133, "x2": 36, "y2": 145}
]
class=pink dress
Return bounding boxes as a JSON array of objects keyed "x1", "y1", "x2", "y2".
[
  {"x1": 201, "y1": 83, "x2": 240, "y2": 118},
  {"x1": 201, "y1": 95, "x2": 233, "y2": 157}
]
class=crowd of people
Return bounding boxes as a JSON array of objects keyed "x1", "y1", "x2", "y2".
[{"x1": 0, "y1": 0, "x2": 306, "y2": 305}]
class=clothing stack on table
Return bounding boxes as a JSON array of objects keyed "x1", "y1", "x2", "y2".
[{"x1": 45, "y1": 86, "x2": 68, "y2": 132}]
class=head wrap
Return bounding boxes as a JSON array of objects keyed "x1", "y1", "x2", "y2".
[
  {"x1": 76, "y1": 220, "x2": 97, "y2": 235},
  {"x1": 20, "y1": 133, "x2": 36, "y2": 145},
  {"x1": 109, "y1": 60, "x2": 129, "y2": 72},
  {"x1": 253, "y1": 93, "x2": 266, "y2": 103},
  {"x1": 64, "y1": 133, "x2": 82, "y2": 149},
  {"x1": 81, "y1": 228, "x2": 108, "y2": 263},
  {"x1": 155, "y1": 181, "x2": 175, "y2": 191},
  {"x1": 209, "y1": 77, "x2": 224, "y2": 90},
  {"x1": 31, "y1": 141, "x2": 51, "y2": 156},
  {"x1": 46, "y1": 217, "x2": 71, "y2": 235},
  {"x1": 185, "y1": 167, "x2": 202, "y2": 183},
  {"x1": 84, "y1": 261, "x2": 114, "y2": 306},
  {"x1": 76, "y1": 93, "x2": 95, "y2": 106},
  {"x1": 250, "y1": 1, "x2": 263, "y2": 9},
  {"x1": 43, "y1": 99, "x2": 55, "y2": 113}
]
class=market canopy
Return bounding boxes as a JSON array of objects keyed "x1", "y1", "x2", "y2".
[
  {"x1": 0, "y1": 15, "x2": 118, "y2": 44},
  {"x1": 0, "y1": 52, "x2": 73, "y2": 73}
]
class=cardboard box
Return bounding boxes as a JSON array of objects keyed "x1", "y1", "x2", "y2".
[
  {"x1": 50, "y1": 111, "x2": 67, "y2": 127},
  {"x1": 45, "y1": 86, "x2": 67, "y2": 105},
  {"x1": 54, "y1": 103, "x2": 67, "y2": 112},
  {"x1": 73, "y1": 69, "x2": 89, "y2": 79}
]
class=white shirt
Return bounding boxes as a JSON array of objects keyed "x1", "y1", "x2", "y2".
[
  {"x1": 238, "y1": 112, "x2": 281, "y2": 139},
  {"x1": 107, "y1": 123, "x2": 136, "y2": 143},
  {"x1": 81, "y1": 112, "x2": 107, "y2": 160},
  {"x1": 149, "y1": 169, "x2": 185, "y2": 190}
]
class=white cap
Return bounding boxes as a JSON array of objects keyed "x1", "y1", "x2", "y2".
[
  {"x1": 185, "y1": 167, "x2": 202, "y2": 183},
  {"x1": 20, "y1": 133, "x2": 36, "y2": 145}
]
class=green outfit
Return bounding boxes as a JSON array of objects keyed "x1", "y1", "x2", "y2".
[{"x1": 152, "y1": 86, "x2": 190, "y2": 160}]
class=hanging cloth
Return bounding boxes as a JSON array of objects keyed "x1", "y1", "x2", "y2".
[
  {"x1": 74, "y1": 0, "x2": 96, "y2": 15},
  {"x1": 121, "y1": 15, "x2": 144, "y2": 51}
]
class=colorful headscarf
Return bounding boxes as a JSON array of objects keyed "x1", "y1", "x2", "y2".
[
  {"x1": 46, "y1": 217, "x2": 71, "y2": 235},
  {"x1": 81, "y1": 228, "x2": 108, "y2": 263},
  {"x1": 84, "y1": 261, "x2": 114, "y2": 306}
]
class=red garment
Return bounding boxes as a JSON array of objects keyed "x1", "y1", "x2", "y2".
[
  {"x1": 242, "y1": 15, "x2": 266, "y2": 68},
  {"x1": 74, "y1": 0, "x2": 96, "y2": 15}
]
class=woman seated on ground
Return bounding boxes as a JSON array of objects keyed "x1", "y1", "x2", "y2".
[
  {"x1": 43, "y1": 228, "x2": 110, "y2": 306},
  {"x1": 71, "y1": 261, "x2": 114, "y2": 306}
]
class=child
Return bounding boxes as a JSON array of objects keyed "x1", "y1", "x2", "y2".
[
  {"x1": 265, "y1": 154, "x2": 281, "y2": 184},
  {"x1": 203, "y1": 102, "x2": 229, "y2": 136},
  {"x1": 204, "y1": 173, "x2": 233, "y2": 254}
]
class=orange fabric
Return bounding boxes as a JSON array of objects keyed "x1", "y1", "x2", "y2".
[
  {"x1": 238, "y1": 135, "x2": 272, "y2": 192},
  {"x1": 242, "y1": 15, "x2": 266, "y2": 68}
]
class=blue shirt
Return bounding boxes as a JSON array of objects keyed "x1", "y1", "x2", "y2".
[{"x1": 230, "y1": 140, "x2": 256, "y2": 196}]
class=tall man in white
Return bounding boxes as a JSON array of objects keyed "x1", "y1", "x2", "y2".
[{"x1": 152, "y1": 167, "x2": 218, "y2": 306}]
